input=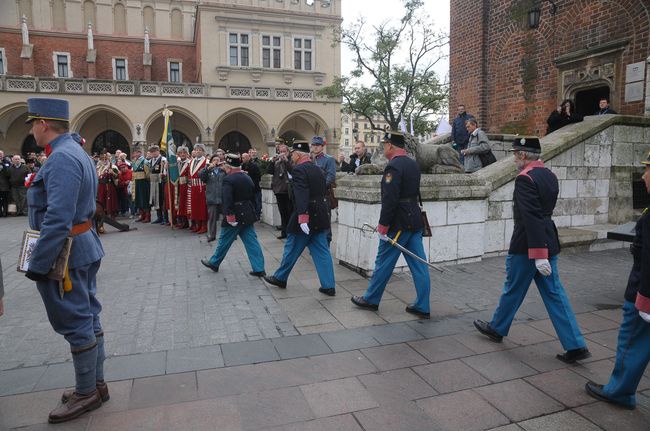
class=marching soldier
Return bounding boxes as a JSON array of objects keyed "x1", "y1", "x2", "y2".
[
  {"x1": 351, "y1": 131, "x2": 431, "y2": 317},
  {"x1": 264, "y1": 140, "x2": 336, "y2": 296},
  {"x1": 201, "y1": 154, "x2": 265, "y2": 275},
  {"x1": 311, "y1": 136, "x2": 336, "y2": 244},
  {"x1": 132, "y1": 147, "x2": 151, "y2": 223},
  {"x1": 24, "y1": 98, "x2": 107, "y2": 423},
  {"x1": 585, "y1": 151, "x2": 650, "y2": 409},
  {"x1": 473, "y1": 137, "x2": 591, "y2": 362}
]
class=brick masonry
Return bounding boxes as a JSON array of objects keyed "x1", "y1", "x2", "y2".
[{"x1": 450, "y1": 0, "x2": 650, "y2": 136}]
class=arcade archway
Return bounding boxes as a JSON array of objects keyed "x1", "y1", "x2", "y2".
[
  {"x1": 213, "y1": 109, "x2": 267, "y2": 154},
  {"x1": 219, "y1": 131, "x2": 251, "y2": 154},
  {"x1": 75, "y1": 107, "x2": 133, "y2": 155},
  {"x1": 92, "y1": 130, "x2": 130, "y2": 157},
  {"x1": 0, "y1": 103, "x2": 30, "y2": 156},
  {"x1": 145, "y1": 109, "x2": 201, "y2": 153}
]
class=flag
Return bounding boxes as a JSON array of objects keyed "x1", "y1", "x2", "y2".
[
  {"x1": 410, "y1": 116, "x2": 414, "y2": 135},
  {"x1": 161, "y1": 111, "x2": 179, "y2": 182},
  {"x1": 400, "y1": 115, "x2": 407, "y2": 133}
]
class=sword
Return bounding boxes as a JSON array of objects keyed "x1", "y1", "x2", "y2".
[{"x1": 362, "y1": 223, "x2": 444, "y2": 272}]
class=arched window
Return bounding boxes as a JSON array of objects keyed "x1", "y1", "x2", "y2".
[
  {"x1": 219, "y1": 131, "x2": 251, "y2": 154},
  {"x1": 171, "y1": 9, "x2": 182, "y2": 39},
  {"x1": 19, "y1": 0, "x2": 33, "y2": 26},
  {"x1": 83, "y1": 0, "x2": 96, "y2": 29},
  {"x1": 114, "y1": 3, "x2": 127, "y2": 34},
  {"x1": 143, "y1": 6, "x2": 155, "y2": 36},
  {"x1": 52, "y1": 0, "x2": 66, "y2": 30},
  {"x1": 92, "y1": 130, "x2": 130, "y2": 158}
]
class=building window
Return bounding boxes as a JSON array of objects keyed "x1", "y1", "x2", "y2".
[
  {"x1": 168, "y1": 61, "x2": 182, "y2": 82},
  {"x1": 53, "y1": 52, "x2": 71, "y2": 78},
  {"x1": 112, "y1": 58, "x2": 128, "y2": 80},
  {"x1": 0, "y1": 49, "x2": 6, "y2": 75},
  {"x1": 229, "y1": 33, "x2": 249, "y2": 67},
  {"x1": 344, "y1": 127, "x2": 349, "y2": 134},
  {"x1": 345, "y1": 139, "x2": 349, "y2": 146},
  {"x1": 261, "y1": 35, "x2": 281, "y2": 69},
  {"x1": 293, "y1": 37, "x2": 313, "y2": 71}
]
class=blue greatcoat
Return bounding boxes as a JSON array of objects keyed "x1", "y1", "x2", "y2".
[{"x1": 27, "y1": 133, "x2": 105, "y2": 350}]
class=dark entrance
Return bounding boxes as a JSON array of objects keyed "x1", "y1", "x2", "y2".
[
  {"x1": 92, "y1": 130, "x2": 130, "y2": 157},
  {"x1": 575, "y1": 86, "x2": 610, "y2": 117},
  {"x1": 21, "y1": 135, "x2": 40, "y2": 157},
  {"x1": 219, "y1": 131, "x2": 251, "y2": 154},
  {"x1": 278, "y1": 130, "x2": 305, "y2": 145}
]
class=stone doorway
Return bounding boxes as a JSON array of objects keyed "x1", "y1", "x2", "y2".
[
  {"x1": 219, "y1": 131, "x2": 251, "y2": 154},
  {"x1": 575, "y1": 86, "x2": 610, "y2": 117}
]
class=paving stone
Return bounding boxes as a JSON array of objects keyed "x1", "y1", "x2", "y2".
[
  {"x1": 162, "y1": 397, "x2": 242, "y2": 431},
  {"x1": 474, "y1": 379, "x2": 564, "y2": 422},
  {"x1": 571, "y1": 358, "x2": 650, "y2": 392},
  {"x1": 358, "y1": 368, "x2": 437, "y2": 404},
  {"x1": 506, "y1": 324, "x2": 555, "y2": 346},
  {"x1": 0, "y1": 366, "x2": 47, "y2": 396},
  {"x1": 87, "y1": 380, "x2": 133, "y2": 415},
  {"x1": 104, "y1": 351, "x2": 166, "y2": 382},
  {"x1": 272, "y1": 334, "x2": 332, "y2": 359},
  {"x1": 365, "y1": 322, "x2": 424, "y2": 344},
  {"x1": 360, "y1": 344, "x2": 428, "y2": 371},
  {"x1": 128, "y1": 372, "x2": 198, "y2": 410},
  {"x1": 524, "y1": 369, "x2": 594, "y2": 407},
  {"x1": 33, "y1": 362, "x2": 75, "y2": 391},
  {"x1": 165, "y1": 345, "x2": 224, "y2": 374},
  {"x1": 518, "y1": 410, "x2": 602, "y2": 431},
  {"x1": 236, "y1": 386, "x2": 315, "y2": 430},
  {"x1": 592, "y1": 308, "x2": 624, "y2": 324},
  {"x1": 320, "y1": 327, "x2": 380, "y2": 352},
  {"x1": 221, "y1": 339, "x2": 280, "y2": 366},
  {"x1": 328, "y1": 309, "x2": 386, "y2": 328},
  {"x1": 0, "y1": 387, "x2": 83, "y2": 429},
  {"x1": 413, "y1": 360, "x2": 491, "y2": 393},
  {"x1": 7, "y1": 420, "x2": 90, "y2": 430},
  {"x1": 306, "y1": 350, "x2": 379, "y2": 381},
  {"x1": 408, "y1": 335, "x2": 475, "y2": 363},
  {"x1": 267, "y1": 414, "x2": 364, "y2": 431},
  {"x1": 526, "y1": 319, "x2": 556, "y2": 336},
  {"x1": 353, "y1": 400, "x2": 440, "y2": 431},
  {"x1": 509, "y1": 340, "x2": 570, "y2": 373},
  {"x1": 486, "y1": 425, "x2": 524, "y2": 431},
  {"x1": 453, "y1": 331, "x2": 518, "y2": 355},
  {"x1": 296, "y1": 322, "x2": 346, "y2": 335},
  {"x1": 85, "y1": 404, "x2": 167, "y2": 430},
  {"x1": 300, "y1": 377, "x2": 379, "y2": 418},
  {"x1": 462, "y1": 351, "x2": 538, "y2": 382},
  {"x1": 416, "y1": 390, "x2": 510, "y2": 431},
  {"x1": 574, "y1": 402, "x2": 650, "y2": 431},
  {"x1": 575, "y1": 312, "x2": 622, "y2": 333},
  {"x1": 585, "y1": 329, "x2": 619, "y2": 350}
]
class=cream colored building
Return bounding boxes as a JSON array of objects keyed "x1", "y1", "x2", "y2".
[
  {"x1": 339, "y1": 112, "x2": 389, "y2": 156},
  {"x1": 0, "y1": 0, "x2": 342, "y2": 157}
]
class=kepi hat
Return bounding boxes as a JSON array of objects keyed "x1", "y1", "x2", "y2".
[
  {"x1": 509, "y1": 136, "x2": 541, "y2": 153},
  {"x1": 292, "y1": 140, "x2": 310, "y2": 153},
  {"x1": 310, "y1": 136, "x2": 325, "y2": 146},
  {"x1": 25, "y1": 98, "x2": 70, "y2": 123},
  {"x1": 381, "y1": 131, "x2": 405, "y2": 148},
  {"x1": 225, "y1": 153, "x2": 241, "y2": 167}
]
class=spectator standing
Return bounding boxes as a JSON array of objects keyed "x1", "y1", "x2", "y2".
[
  {"x1": 116, "y1": 162, "x2": 132, "y2": 216},
  {"x1": 461, "y1": 119, "x2": 491, "y2": 173},
  {"x1": 341, "y1": 141, "x2": 372, "y2": 174},
  {"x1": 0, "y1": 150, "x2": 10, "y2": 217},
  {"x1": 268, "y1": 144, "x2": 293, "y2": 239},
  {"x1": 451, "y1": 104, "x2": 474, "y2": 163},
  {"x1": 242, "y1": 152, "x2": 262, "y2": 220},
  {"x1": 9, "y1": 155, "x2": 29, "y2": 216},
  {"x1": 595, "y1": 97, "x2": 617, "y2": 115},
  {"x1": 199, "y1": 154, "x2": 226, "y2": 242},
  {"x1": 547, "y1": 99, "x2": 583, "y2": 134}
]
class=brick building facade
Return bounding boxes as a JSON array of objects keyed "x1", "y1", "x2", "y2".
[{"x1": 450, "y1": 0, "x2": 650, "y2": 136}]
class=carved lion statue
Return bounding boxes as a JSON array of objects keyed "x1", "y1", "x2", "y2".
[{"x1": 355, "y1": 134, "x2": 463, "y2": 175}]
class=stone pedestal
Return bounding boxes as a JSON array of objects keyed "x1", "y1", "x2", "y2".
[
  {"x1": 20, "y1": 44, "x2": 33, "y2": 76},
  {"x1": 143, "y1": 53, "x2": 152, "y2": 81},
  {"x1": 261, "y1": 175, "x2": 281, "y2": 227}
]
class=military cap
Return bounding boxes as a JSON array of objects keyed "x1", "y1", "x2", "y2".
[
  {"x1": 310, "y1": 136, "x2": 325, "y2": 146},
  {"x1": 381, "y1": 131, "x2": 405, "y2": 148},
  {"x1": 194, "y1": 143, "x2": 206, "y2": 152},
  {"x1": 642, "y1": 151, "x2": 650, "y2": 165},
  {"x1": 292, "y1": 140, "x2": 310, "y2": 153},
  {"x1": 510, "y1": 136, "x2": 541, "y2": 153},
  {"x1": 225, "y1": 153, "x2": 241, "y2": 167},
  {"x1": 25, "y1": 98, "x2": 70, "y2": 123}
]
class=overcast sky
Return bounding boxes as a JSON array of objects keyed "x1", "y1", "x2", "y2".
[{"x1": 340, "y1": 0, "x2": 450, "y2": 80}]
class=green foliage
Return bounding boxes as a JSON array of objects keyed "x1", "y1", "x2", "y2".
[{"x1": 317, "y1": 0, "x2": 448, "y2": 135}]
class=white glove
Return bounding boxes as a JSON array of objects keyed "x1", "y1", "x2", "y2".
[
  {"x1": 377, "y1": 232, "x2": 388, "y2": 242},
  {"x1": 535, "y1": 259, "x2": 552, "y2": 276},
  {"x1": 300, "y1": 223, "x2": 310, "y2": 235},
  {"x1": 640, "y1": 311, "x2": 650, "y2": 323},
  {"x1": 228, "y1": 221, "x2": 238, "y2": 227}
]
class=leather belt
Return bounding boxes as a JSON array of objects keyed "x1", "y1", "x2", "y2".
[{"x1": 70, "y1": 220, "x2": 92, "y2": 236}]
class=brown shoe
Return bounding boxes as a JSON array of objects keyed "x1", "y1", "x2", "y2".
[
  {"x1": 61, "y1": 381, "x2": 109, "y2": 404},
  {"x1": 48, "y1": 390, "x2": 102, "y2": 424}
]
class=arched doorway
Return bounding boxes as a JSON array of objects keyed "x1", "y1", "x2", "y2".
[
  {"x1": 278, "y1": 130, "x2": 305, "y2": 144},
  {"x1": 219, "y1": 131, "x2": 251, "y2": 154},
  {"x1": 160, "y1": 130, "x2": 193, "y2": 153},
  {"x1": 145, "y1": 110, "x2": 201, "y2": 153},
  {"x1": 21, "y1": 135, "x2": 40, "y2": 157},
  {"x1": 575, "y1": 86, "x2": 610, "y2": 117},
  {"x1": 92, "y1": 130, "x2": 130, "y2": 157}
]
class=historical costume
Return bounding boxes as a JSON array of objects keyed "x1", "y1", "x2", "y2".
[
  {"x1": 188, "y1": 144, "x2": 208, "y2": 234},
  {"x1": 96, "y1": 155, "x2": 119, "y2": 219},
  {"x1": 174, "y1": 146, "x2": 190, "y2": 229},
  {"x1": 132, "y1": 148, "x2": 151, "y2": 223}
]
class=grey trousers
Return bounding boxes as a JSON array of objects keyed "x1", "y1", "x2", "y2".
[
  {"x1": 11, "y1": 186, "x2": 27, "y2": 215},
  {"x1": 207, "y1": 204, "x2": 222, "y2": 240}
]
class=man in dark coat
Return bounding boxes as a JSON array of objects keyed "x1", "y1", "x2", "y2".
[
  {"x1": 341, "y1": 141, "x2": 372, "y2": 174},
  {"x1": 595, "y1": 97, "x2": 617, "y2": 115},
  {"x1": 268, "y1": 143, "x2": 293, "y2": 239},
  {"x1": 0, "y1": 150, "x2": 11, "y2": 217},
  {"x1": 451, "y1": 104, "x2": 474, "y2": 163},
  {"x1": 474, "y1": 137, "x2": 591, "y2": 363},
  {"x1": 242, "y1": 152, "x2": 262, "y2": 220},
  {"x1": 585, "y1": 151, "x2": 650, "y2": 410},
  {"x1": 351, "y1": 131, "x2": 431, "y2": 318},
  {"x1": 264, "y1": 140, "x2": 336, "y2": 296}
]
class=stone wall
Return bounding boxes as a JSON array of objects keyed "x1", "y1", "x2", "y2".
[{"x1": 334, "y1": 115, "x2": 650, "y2": 275}]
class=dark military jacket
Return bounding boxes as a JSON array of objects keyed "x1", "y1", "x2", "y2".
[
  {"x1": 508, "y1": 160, "x2": 560, "y2": 258},
  {"x1": 625, "y1": 208, "x2": 650, "y2": 312},
  {"x1": 287, "y1": 160, "x2": 329, "y2": 234},
  {"x1": 378, "y1": 154, "x2": 423, "y2": 232},
  {"x1": 221, "y1": 170, "x2": 256, "y2": 227}
]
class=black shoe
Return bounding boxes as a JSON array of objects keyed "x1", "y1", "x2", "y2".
[
  {"x1": 556, "y1": 347, "x2": 591, "y2": 364},
  {"x1": 473, "y1": 320, "x2": 503, "y2": 342},
  {"x1": 351, "y1": 295, "x2": 378, "y2": 310},
  {"x1": 585, "y1": 382, "x2": 635, "y2": 410},
  {"x1": 277, "y1": 234, "x2": 287, "y2": 239},
  {"x1": 207, "y1": 237, "x2": 216, "y2": 243},
  {"x1": 200, "y1": 259, "x2": 219, "y2": 272},
  {"x1": 263, "y1": 275, "x2": 287, "y2": 288},
  {"x1": 405, "y1": 305, "x2": 430, "y2": 319},
  {"x1": 319, "y1": 287, "x2": 336, "y2": 296},
  {"x1": 250, "y1": 271, "x2": 266, "y2": 277}
]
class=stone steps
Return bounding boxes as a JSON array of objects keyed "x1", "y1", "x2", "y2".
[{"x1": 558, "y1": 224, "x2": 628, "y2": 253}]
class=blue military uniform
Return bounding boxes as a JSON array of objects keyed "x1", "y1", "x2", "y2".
[
  {"x1": 474, "y1": 137, "x2": 589, "y2": 360},
  {"x1": 24, "y1": 98, "x2": 107, "y2": 422},
  {"x1": 352, "y1": 131, "x2": 431, "y2": 317},
  {"x1": 202, "y1": 154, "x2": 265, "y2": 274},
  {"x1": 264, "y1": 140, "x2": 336, "y2": 295},
  {"x1": 586, "y1": 152, "x2": 650, "y2": 409},
  {"x1": 312, "y1": 136, "x2": 336, "y2": 243}
]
